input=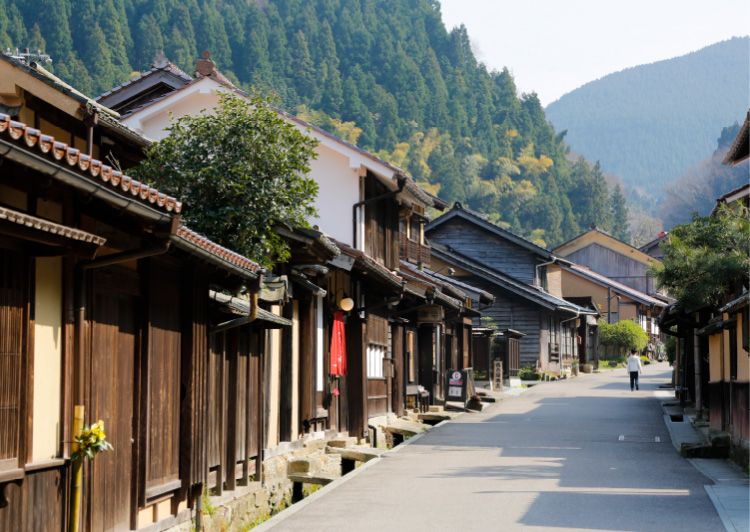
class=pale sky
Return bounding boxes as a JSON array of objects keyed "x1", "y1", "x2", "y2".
[{"x1": 438, "y1": 0, "x2": 750, "y2": 106}]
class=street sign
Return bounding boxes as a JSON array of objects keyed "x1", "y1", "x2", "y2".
[{"x1": 446, "y1": 369, "x2": 468, "y2": 403}]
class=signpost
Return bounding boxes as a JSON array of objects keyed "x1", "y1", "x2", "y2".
[
  {"x1": 493, "y1": 360, "x2": 503, "y2": 392},
  {"x1": 446, "y1": 370, "x2": 468, "y2": 403}
]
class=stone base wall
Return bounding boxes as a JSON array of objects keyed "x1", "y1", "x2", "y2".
[{"x1": 168, "y1": 438, "x2": 343, "y2": 532}]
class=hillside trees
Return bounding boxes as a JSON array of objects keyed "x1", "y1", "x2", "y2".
[{"x1": 2, "y1": 0, "x2": 624, "y2": 247}]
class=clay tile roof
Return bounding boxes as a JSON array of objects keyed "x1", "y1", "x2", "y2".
[
  {"x1": 330, "y1": 239, "x2": 403, "y2": 288},
  {"x1": 0, "y1": 205, "x2": 106, "y2": 245},
  {"x1": 0, "y1": 112, "x2": 181, "y2": 215},
  {"x1": 176, "y1": 226, "x2": 260, "y2": 273},
  {"x1": 95, "y1": 51, "x2": 193, "y2": 102}
]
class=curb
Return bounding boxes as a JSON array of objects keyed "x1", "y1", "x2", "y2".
[{"x1": 251, "y1": 420, "x2": 442, "y2": 530}]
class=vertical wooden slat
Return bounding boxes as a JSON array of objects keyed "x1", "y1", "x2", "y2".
[
  {"x1": 225, "y1": 329, "x2": 238, "y2": 492},
  {"x1": 299, "y1": 298, "x2": 314, "y2": 432}
]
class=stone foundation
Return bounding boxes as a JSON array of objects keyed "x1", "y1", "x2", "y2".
[{"x1": 167, "y1": 437, "x2": 343, "y2": 532}]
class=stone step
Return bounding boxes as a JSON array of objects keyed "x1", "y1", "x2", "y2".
[
  {"x1": 428, "y1": 405, "x2": 444, "y2": 413},
  {"x1": 327, "y1": 437, "x2": 358, "y2": 449},
  {"x1": 386, "y1": 420, "x2": 428, "y2": 437},
  {"x1": 326, "y1": 445, "x2": 384, "y2": 462},
  {"x1": 287, "y1": 458, "x2": 313, "y2": 474},
  {"x1": 418, "y1": 412, "x2": 461, "y2": 422},
  {"x1": 288, "y1": 472, "x2": 337, "y2": 486}
]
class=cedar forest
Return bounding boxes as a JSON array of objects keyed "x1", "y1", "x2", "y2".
[{"x1": 1, "y1": 0, "x2": 631, "y2": 247}]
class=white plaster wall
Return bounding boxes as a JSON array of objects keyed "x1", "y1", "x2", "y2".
[
  {"x1": 123, "y1": 77, "x2": 379, "y2": 250},
  {"x1": 32, "y1": 256, "x2": 62, "y2": 461},
  {"x1": 308, "y1": 144, "x2": 360, "y2": 247},
  {"x1": 124, "y1": 82, "x2": 224, "y2": 141}
]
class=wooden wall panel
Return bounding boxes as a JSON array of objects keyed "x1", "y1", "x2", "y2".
[
  {"x1": 0, "y1": 467, "x2": 68, "y2": 532},
  {"x1": 366, "y1": 379, "x2": 387, "y2": 418},
  {"x1": 459, "y1": 276, "x2": 542, "y2": 368},
  {"x1": 145, "y1": 264, "x2": 180, "y2": 493},
  {"x1": 391, "y1": 326, "x2": 404, "y2": 416},
  {"x1": 0, "y1": 248, "x2": 24, "y2": 472},
  {"x1": 179, "y1": 270, "x2": 209, "y2": 494},
  {"x1": 88, "y1": 271, "x2": 137, "y2": 532},
  {"x1": 427, "y1": 218, "x2": 539, "y2": 285}
]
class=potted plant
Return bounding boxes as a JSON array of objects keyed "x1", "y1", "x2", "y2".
[{"x1": 571, "y1": 360, "x2": 579, "y2": 376}]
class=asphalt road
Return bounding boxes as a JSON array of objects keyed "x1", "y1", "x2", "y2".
[{"x1": 264, "y1": 364, "x2": 725, "y2": 532}]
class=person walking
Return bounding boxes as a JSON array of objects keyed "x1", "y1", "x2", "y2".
[{"x1": 627, "y1": 348, "x2": 643, "y2": 391}]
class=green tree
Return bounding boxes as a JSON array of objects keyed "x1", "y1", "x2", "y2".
[
  {"x1": 650, "y1": 203, "x2": 750, "y2": 311},
  {"x1": 610, "y1": 184, "x2": 630, "y2": 243},
  {"x1": 599, "y1": 319, "x2": 649, "y2": 358},
  {"x1": 132, "y1": 93, "x2": 319, "y2": 268}
]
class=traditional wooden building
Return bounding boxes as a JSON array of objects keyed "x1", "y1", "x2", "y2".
[
  {"x1": 0, "y1": 53, "x2": 270, "y2": 532},
  {"x1": 553, "y1": 225, "x2": 663, "y2": 296},
  {"x1": 426, "y1": 204, "x2": 595, "y2": 373},
  {"x1": 559, "y1": 263, "x2": 666, "y2": 340},
  {"x1": 97, "y1": 51, "x2": 497, "y2": 439}
]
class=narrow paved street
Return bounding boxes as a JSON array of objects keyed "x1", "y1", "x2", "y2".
[{"x1": 262, "y1": 364, "x2": 725, "y2": 532}]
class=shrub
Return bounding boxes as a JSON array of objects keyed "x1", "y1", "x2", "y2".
[{"x1": 519, "y1": 365, "x2": 541, "y2": 380}]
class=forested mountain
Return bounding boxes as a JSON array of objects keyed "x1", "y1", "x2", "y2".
[
  {"x1": 0, "y1": 0, "x2": 628, "y2": 247},
  {"x1": 659, "y1": 120, "x2": 749, "y2": 229},
  {"x1": 545, "y1": 37, "x2": 749, "y2": 200}
]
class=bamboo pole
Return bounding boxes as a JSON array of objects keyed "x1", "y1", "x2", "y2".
[{"x1": 69, "y1": 405, "x2": 84, "y2": 532}]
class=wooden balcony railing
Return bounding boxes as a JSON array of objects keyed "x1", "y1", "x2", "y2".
[{"x1": 401, "y1": 239, "x2": 431, "y2": 268}]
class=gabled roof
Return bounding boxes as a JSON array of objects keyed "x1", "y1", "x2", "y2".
[
  {"x1": 638, "y1": 232, "x2": 669, "y2": 255},
  {"x1": 430, "y1": 243, "x2": 593, "y2": 315},
  {"x1": 561, "y1": 264, "x2": 666, "y2": 307},
  {"x1": 426, "y1": 202, "x2": 556, "y2": 260},
  {"x1": 0, "y1": 54, "x2": 151, "y2": 146},
  {"x1": 428, "y1": 270, "x2": 495, "y2": 305},
  {"x1": 710, "y1": 183, "x2": 750, "y2": 216},
  {"x1": 722, "y1": 109, "x2": 750, "y2": 166},
  {"x1": 331, "y1": 239, "x2": 403, "y2": 289},
  {"x1": 553, "y1": 225, "x2": 659, "y2": 267},
  {"x1": 96, "y1": 51, "x2": 194, "y2": 112}
]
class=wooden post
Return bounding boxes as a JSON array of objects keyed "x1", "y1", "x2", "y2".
[{"x1": 69, "y1": 405, "x2": 84, "y2": 532}]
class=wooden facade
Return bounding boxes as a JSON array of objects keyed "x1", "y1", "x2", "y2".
[
  {"x1": 553, "y1": 228, "x2": 662, "y2": 296},
  {"x1": 426, "y1": 205, "x2": 595, "y2": 371},
  {"x1": 0, "y1": 54, "x2": 266, "y2": 532}
]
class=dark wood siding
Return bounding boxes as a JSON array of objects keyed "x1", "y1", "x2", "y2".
[
  {"x1": 0, "y1": 248, "x2": 25, "y2": 474},
  {"x1": 206, "y1": 327, "x2": 260, "y2": 493},
  {"x1": 427, "y1": 218, "x2": 540, "y2": 285},
  {"x1": 459, "y1": 276, "x2": 543, "y2": 367},
  {"x1": 0, "y1": 467, "x2": 68, "y2": 532},
  {"x1": 144, "y1": 263, "x2": 181, "y2": 496},
  {"x1": 88, "y1": 269, "x2": 137, "y2": 532},
  {"x1": 179, "y1": 271, "x2": 209, "y2": 491},
  {"x1": 366, "y1": 314, "x2": 389, "y2": 417}
]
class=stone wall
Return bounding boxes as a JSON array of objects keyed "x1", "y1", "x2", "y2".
[{"x1": 169, "y1": 438, "x2": 343, "y2": 532}]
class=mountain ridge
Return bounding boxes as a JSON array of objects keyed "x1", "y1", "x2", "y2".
[{"x1": 544, "y1": 36, "x2": 749, "y2": 199}]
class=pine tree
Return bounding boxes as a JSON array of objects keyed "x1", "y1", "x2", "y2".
[{"x1": 610, "y1": 184, "x2": 630, "y2": 243}]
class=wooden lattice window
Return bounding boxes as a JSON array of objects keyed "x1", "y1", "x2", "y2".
[{"x1": 0, "y1": 248, "x2": 25, "y2": 473}]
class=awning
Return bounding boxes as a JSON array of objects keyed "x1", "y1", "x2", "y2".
[
  {"x1": 209, "y1": 290, "x2": 292, "y2": 329},
  {"x1": 0, "y1": 205, "x2": 105, "y2": 256}
]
